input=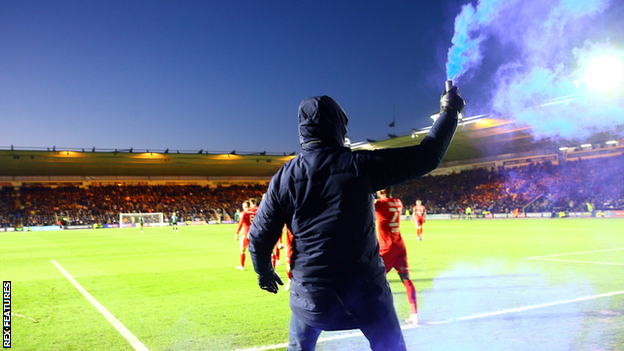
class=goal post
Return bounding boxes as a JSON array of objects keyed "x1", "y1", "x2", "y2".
[{"x1": 119, "y1": 213, "x2": 165, "y2": 228}]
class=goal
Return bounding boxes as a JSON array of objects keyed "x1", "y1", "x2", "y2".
[{"x1": 119, "y1": 213, "x2": 165, "y2": 228}]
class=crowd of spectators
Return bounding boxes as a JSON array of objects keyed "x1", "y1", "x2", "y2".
[
  {"x1": 0, "y1": 154, "x2": 622, "y2": 227},
  {"x1": 0, "y1": 184, "x2": 266, "y2": 227},
  {"x1": 394, "y1": 154, "x2": 624, "y2": 215}
]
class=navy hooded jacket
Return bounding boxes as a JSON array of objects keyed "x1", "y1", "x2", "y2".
[{"x1": 249, "y1": 95, "x2": 458, "y2": 329}]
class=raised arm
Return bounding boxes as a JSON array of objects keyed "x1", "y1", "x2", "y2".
[{"x1": 357, "y1": 86, "x2": 465, "y2": 191}]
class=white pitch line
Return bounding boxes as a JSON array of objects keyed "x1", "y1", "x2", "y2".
[
  {"x1": 525, "y1": 247, "x2": 624, "y2": 259},
  {"x1": 526, "y1": 258, "x2": 624, "y2": 266},
  {"x1": 425, "y1": 289, "x2": 624, "y2": 325},
  {"x1": 51, "y1": 260, "x2": 149, "y2": 351},
  {"x1": 233, "y1": 342, "x2": 288, "y2": 351},
  {"x1": 233, "y1": 330, "x2": 375, "y2": 351},
  {"x1": 234, "y1": 289, "x2": 624, "y2": 351}
]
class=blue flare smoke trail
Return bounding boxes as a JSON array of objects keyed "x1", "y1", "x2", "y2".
[{"x1": 445, "y1": 0, "x2": 623, "y2": 140}]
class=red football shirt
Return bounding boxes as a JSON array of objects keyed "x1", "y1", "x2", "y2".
[
  {"x1": 413, "y1": 204, "x2": 426, "y2": 217},
  {"x1": 283, "y1": 225, "x2": 294, "y2": 265},
  {"x1": 236, "y1": 207, "x2": 257, "y2": 235},
  {"x1": 375, "y1": 197, "x2": 405, "y2": 254}
]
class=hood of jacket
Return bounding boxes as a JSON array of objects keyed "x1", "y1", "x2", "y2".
[{"x1": 298, "y1": 96, "x2": 349, "y2": 150}]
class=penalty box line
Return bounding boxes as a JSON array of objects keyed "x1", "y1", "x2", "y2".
[
  {"x1": 525, "y1": 247, "x2": 624, "y2": 266},
  {"x1": 526, "y1": 258, "x2": 624, "y2": 266},
  {"x1": 51, "y1": 260, "x2": 149, "y2": 351},
  {"x1": 525, "y1": 247, "x2": 624, "y2": 259},
  {"x1": 234, "y1": 289, "x2": 624, "y2": 351}
]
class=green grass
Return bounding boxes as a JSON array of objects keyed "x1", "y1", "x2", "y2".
[{"x1": 2, "y1": 218, "x2": 624, "y2": 350}]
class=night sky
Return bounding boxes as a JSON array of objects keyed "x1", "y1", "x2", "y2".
[
  {"x1": 0, "y1": 1, "x2": 466, "y2": 154},
  {"x1": 1, "y1": 0, "x2": 622, "y2": 154}
]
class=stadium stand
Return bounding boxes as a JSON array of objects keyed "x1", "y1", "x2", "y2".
[
  {"x1": 0, "y1": 184, "x2": 266, "y2": 227},
  {"x1": 0, "y1": 120, "x2": 622, "y2": 228},
  {"x1": 0, "y1": 153, "x2": 622, "y2": 228},
  {"x1": 394, "y1": 153, "x2": 624, "y2": 215}
]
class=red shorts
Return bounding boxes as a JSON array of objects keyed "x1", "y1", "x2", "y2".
[
  {"x1": 239, "y1": 235, "x2": 249, "y2": 249},
  {"x1": 415, "y1": 216, "x2": 425, "y2": 226},
  {"x1": 381, "y1": 247, "x2": 410, "y2": 274}
]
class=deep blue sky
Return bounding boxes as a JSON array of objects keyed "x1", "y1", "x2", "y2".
[{"x1": 1, "y1": 1, "x2": 468, "y2": 153}]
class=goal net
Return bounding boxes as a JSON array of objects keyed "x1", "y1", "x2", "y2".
[{"x1": 119, "y1": 213, "x2": 164, "y2": 228}]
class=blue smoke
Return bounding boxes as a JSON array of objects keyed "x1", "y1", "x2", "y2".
[
  {"x1": 446, "y1": 0, "x2": 624, "y2": 140},
  {"x1": 314, "y1": 261, "x2": 605, "y2": 350},
  {"x1": 446, "y1": 0, "x2": 512, "y2": 82},
  {"x1": 403, "y1": 261, "x2": 601, "y2": 351}
]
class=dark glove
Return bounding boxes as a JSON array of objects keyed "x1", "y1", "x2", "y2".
[
  {"x1": 257, "y1": 269, "x2": 284, "y2": 294},
  {"x1": 440, "y1": 86, "x2": 466, "y2": 114}
]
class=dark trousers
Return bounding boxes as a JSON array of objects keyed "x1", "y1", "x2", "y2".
[{"x1": 287, "y1": 308, "x2": 407, "y2": 351}]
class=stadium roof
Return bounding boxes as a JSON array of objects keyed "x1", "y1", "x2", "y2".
[
  {"x1": 351, "y1": 114, "x2": 623, "y2": 163},
  {"x1": 0, "y1": 149, "x2": 296, "y2": 177},
  {"x1": 0, "y1": 115, "x2": 621, "y2": 178}
]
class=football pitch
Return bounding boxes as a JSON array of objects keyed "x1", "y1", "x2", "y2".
[{"x1": 2, "y1": 218, "x2": 624, "y2": 351}]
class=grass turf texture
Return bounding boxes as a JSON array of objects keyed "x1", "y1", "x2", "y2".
[{"x1": 1, "y1": 218, "x2": 623, "y2": 350}]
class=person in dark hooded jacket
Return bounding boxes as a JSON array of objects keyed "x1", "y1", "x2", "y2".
[{"x1": 249, "y1": 86, "x2": 465, "y2": 351}]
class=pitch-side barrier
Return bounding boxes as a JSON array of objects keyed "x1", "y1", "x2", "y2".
[
  {"x1": 401, "y1": 210, "x2": 624, "y2": 220},
  {"x1": 2, "y1": 211, "x2": 623, "y2": 232}
]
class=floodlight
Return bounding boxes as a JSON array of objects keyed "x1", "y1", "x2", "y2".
[
  {"x1": 606, "y1": 140, "x2": 618, "y2": 145},
  {"x1": 580, "y1": 143, "x2": 592, "y2": 148},
  {"x1": 584, "y1": 56, "x2": 624, "y2": 91},
  {"x1": 559, "y1": 147, "x2": 569, "y2": 151}
]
